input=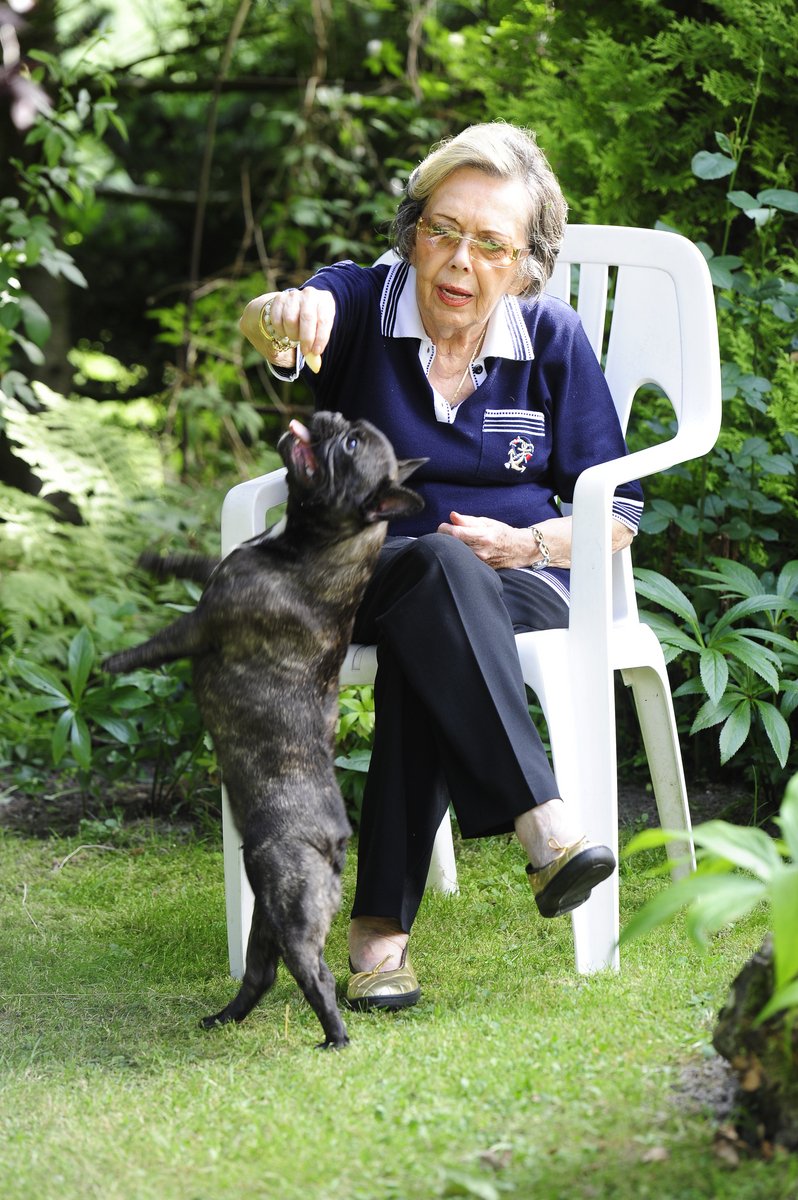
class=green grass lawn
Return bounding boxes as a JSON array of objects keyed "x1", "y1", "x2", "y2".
[{"x1": 1, "y1": 824, "x2": 795, "y2": 1200}]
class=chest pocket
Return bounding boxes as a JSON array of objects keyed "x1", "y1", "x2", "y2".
[{"x1": 479, "y1": 408, "x2": 546, "y2": 479}]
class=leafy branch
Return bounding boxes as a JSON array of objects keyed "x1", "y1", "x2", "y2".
[
  {"x1": 634, "y1": 561, "x2": 798, "y2": 772},
  {"x1": 622, "y1": 773, "x2": 798, "y2": 1024}
]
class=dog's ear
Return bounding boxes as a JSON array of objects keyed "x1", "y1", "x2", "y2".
[
  {"x1": 396, "y1": 456, "x2": 428, "y2": 484},
  {"x1": 363, "y1": 480, "x2": 425, "y2": 524}
]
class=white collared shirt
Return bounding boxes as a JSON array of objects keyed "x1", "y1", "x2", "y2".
[{"x1": 379, "y1": 260, "x2": 535, "y2": 425}]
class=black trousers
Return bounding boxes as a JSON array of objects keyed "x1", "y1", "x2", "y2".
[{"x1": 350, "y1": 533, "x2": 570, "y2": 932}]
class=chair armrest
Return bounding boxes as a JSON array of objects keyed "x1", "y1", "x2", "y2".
[
  {"x1": 221, "y1": 467, "x2": 288, "y2": 556},
  {"x1": 568, "y1": 407, "x2": 720, "y2": 642}
]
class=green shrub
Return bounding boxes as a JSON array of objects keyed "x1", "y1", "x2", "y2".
[
  {"x1": 635, "y1": 560, "x2": 798, "y2": 804},
  {"x1": 622, "y1": 772, "x2": 798, "y2": 1024},
  {"x1": 6, "y1": 624, "x2": 213, "y2": 812}
]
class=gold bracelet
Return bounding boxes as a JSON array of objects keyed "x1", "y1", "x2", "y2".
[
  {"x1": 258, "y1": 296, "x2": 299, "y2": 354},
  {"x1": 530, "y1": 526, "x2": 551, "y2": 571}
]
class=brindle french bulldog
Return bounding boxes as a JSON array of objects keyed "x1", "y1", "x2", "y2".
[{"x1": 103, "y1": 411, "x2": 424, "y2": 1048}]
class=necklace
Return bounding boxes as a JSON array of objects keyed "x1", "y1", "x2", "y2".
[{"x1": 448, "y1": 325, "x2": 487, "y2": 407}]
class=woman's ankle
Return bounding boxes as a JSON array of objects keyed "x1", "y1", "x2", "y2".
[
  {"x1": 348, "y1": 916, "x2": 408, "y2": 973},
  {"x1": 515, "y1": 798, "x2": 582, "y2": 869}
]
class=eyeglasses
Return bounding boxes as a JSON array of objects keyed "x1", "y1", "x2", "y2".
[{"x1": 415, "y1": 217, "x2": 528, "y2": 268}]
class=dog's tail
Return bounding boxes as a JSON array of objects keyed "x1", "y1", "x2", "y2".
[{"x1": 138, "y1": 549, "x2": 220, "y2": 584}]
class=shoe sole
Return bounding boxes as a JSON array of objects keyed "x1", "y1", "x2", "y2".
[
  {"x1": 535, "y1": 847, "x2": 616, "y2": 918},
  {"x1": 346, "y1": 989, "x2": 421, "y2": 1012}
]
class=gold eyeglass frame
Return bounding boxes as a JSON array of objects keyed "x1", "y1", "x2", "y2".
[{"x1": 415, "y1": 217, "x2": 529, "y2": 267}]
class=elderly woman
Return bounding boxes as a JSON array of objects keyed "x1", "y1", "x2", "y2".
[{"x1": 240, "y1": 123, "x2": 643, "y2": 1010}]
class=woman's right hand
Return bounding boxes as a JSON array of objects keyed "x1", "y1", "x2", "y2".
[{"x1": 239, "y1": 286, "x2": 336, "y2": 371}]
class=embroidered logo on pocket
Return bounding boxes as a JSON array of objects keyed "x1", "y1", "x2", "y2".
[{"x1": 504, "y1": 435, "x2": 534, "y2": 472}]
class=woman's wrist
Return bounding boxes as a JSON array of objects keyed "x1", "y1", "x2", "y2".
[
  {"x1": 255, "y1": 294, "x2": 299, "y2": 369},
  {"x1": 258, "y1": 295, "x2": 300, "y2": 355},
  {"x1": 242, "y1": 290, "x2": 322, "y2": 373},
  {"x1": 240, "y1": 293, "x2": 298, "y2": 369},
  {"x1": 529, "y1": 526, "x2": 551, "y2": 571}
]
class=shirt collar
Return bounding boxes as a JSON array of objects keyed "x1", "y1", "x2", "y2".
[{"x1": 379, "y1": 260, "x2": 534, "y2": 361}]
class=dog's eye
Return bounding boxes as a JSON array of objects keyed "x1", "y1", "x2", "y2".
[{"x1": 345, "y1": 435, "x2": 359, "y2": 453}]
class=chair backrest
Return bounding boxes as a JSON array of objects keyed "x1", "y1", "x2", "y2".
[
  {"x1": 546, "y1": 225, "x2": 721, "y2": 627},
  {"x1": 547, "y1": 225, "x2": 717, "y2": 435}
]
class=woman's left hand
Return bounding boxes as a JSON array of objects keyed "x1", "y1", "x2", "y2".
[
  {"x1": 439, "y1": 512, "x2": 634, "y2": 570},
  {"x1": 438, "y1": 512, "x2": 556, "y2": 569}
]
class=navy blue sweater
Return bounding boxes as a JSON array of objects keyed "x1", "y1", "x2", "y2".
[{"x1": 278, "y1": 260, "x2": 643, "y2": 543}]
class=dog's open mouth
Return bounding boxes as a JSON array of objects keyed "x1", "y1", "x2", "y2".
[{"x1": 288, "y1": 419, "x2": 318, "y2": 478}]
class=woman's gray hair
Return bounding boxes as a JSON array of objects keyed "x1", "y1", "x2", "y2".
[{"x1": 391, "y1": 123, "x2": 567, "y2": 299}]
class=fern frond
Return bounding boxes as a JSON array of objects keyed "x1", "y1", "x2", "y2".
[
  {"x1": 0, "y1": 386, "x2": 236, "y2": 659},
  {"x1": 5, "y1": 384, "x2": 163, "y2": 517},
  {"x1": 1, "y1": 567, "x2": 93, "y2": 651}
]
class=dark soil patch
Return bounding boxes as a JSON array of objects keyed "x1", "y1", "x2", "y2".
[
  {"x1": 2, "y1": 771, "x2": 754, "y2": 840},
  {"x1": 0, "y1": 770, "x2": 219, "y2": 838},
  {"x1": 671, "y1": 1056, "x2": 778, "y2": 1165},
  {"x1": 619, "y1": 780, "x2": 753, "y2": 829},
  {"x1": 673, "y1": 1053, "x2": 739, "y2": 1122}
]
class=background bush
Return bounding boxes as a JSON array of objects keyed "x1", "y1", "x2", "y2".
[{"x1": 1, "y1": 0, "x2": 796, "y2": 826}]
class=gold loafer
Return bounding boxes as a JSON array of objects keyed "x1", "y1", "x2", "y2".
[
  {"x1": 527, "y1": 836, "x2": 616, "y2": 918},
  {"x1": 345, "y1": 946, "x2": 421, "y2": 1011}
]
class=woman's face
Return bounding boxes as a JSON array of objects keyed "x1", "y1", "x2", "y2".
[{"x1": 410, "y1": 166, "x2": 531, "y2": 343}]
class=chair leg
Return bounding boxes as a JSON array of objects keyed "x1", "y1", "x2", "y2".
[
  {"x1": 560, "y1": 704, "x2": 620, "y2": 974},
  {"x1": 621, "y1": 663, "x2": 695, "y2": 879},
  {"x1": 425, "y1": 804, "x2": 459, "y2": 895},
  {"x1": 222, "y1": 785, "x2": 254, "y2": 979},
  {"x1": 571, "y1": 874, "x2": 621, "y2": 974},
  {"x1": 520, "y1": 632, "x2": 621, "y2": 973}
]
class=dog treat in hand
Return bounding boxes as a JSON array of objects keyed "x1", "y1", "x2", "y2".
[{"x1": 304, "y1": 351, "x2": 322, "y2": 374}]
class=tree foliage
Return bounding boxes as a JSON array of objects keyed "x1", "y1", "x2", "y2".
[{"x1": 1, "y1": 0, "x2": 796, "y2": 812}]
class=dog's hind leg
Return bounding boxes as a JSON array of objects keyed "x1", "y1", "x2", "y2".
[
  {"x1": 201, "y1": 903, "x2": 278, "y2": 1028},
  {"x1": 271, "y1": 842, "x2": 349, "y2": 1049},
  {"x1": 281, "y1": 943, "x2": 349, "y2": 1050},
  {"x1": 103, "y1": 612, "x2": 208, "y2": 674}
]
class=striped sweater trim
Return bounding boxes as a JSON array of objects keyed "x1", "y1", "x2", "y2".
[
  {"x1": 379, "y1": 260, "x2": 412, "y2": 337},
  {"x1": 516, "y1": 566, "x2": 571, "y2": 606},
  {"x1": 483, "y1": 408, "x2": 545, "y2": 437},
  {"x1": 500, "y1": 294, "x2": 535, "y2": 361},
  {"x1": 612, "y1": 496, "x2": 644, "y2": 533}
]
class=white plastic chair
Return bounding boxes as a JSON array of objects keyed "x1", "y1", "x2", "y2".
[{"x1": 220, "y1": 224, "x2": 721, "y2": 979}]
